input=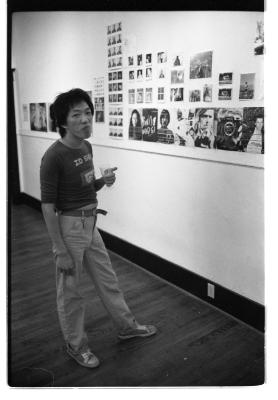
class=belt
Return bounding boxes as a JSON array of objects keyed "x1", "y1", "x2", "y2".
[{"x1": 60, "y1": 208, "x2": 107, "y2": 217}]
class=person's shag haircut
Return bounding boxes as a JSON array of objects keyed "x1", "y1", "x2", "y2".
[{"x1": 50, "y1": 88, "x2": 94, "y2": 137}]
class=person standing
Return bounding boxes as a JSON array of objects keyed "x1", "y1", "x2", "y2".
[{"x1": 40, "y1": 89, "x2": 156, "y2": 369}]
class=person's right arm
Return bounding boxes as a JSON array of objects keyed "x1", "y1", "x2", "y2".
[{"x1": 42, "y1": 203, "x2": 74, "y2": 274}]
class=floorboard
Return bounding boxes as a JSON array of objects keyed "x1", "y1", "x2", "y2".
[{"x1": 8, "y1": 204, "x2": 264, "y2": 387}]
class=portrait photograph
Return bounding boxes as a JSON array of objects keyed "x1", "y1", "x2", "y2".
[
  {"x1": 189, "y1": 90, "x2": 201, "y2": 102},
  {"x1": 157, "y1": 51, "x2": 167, "y2": 63},
  {"x1": 203, "y1": 84, "x2": 213, "y2": 102},
  {"x1": 170, "y1": 88, "x2": 184, "y2": 102}
]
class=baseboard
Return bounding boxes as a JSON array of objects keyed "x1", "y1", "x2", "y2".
[{"x1": 14, "y1": 193, "x2": 265, "y2": 332}]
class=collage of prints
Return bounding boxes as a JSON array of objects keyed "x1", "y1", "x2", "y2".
[{"x1": 23, "y1": 19, "x2": 264, "y2": 155}]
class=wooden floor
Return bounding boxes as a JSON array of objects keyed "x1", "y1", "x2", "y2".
[{"x1": 9, "y1": 204, "x2": 264, "y2": 387}]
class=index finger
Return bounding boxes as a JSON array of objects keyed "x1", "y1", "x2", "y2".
[{"x1": 110, "y1": 167, "x2": 118, "y2": 172}]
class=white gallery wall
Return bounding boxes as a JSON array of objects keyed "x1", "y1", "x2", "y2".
[{"x1": 12, "y1": 11, "x2": 264, "y2": 304}]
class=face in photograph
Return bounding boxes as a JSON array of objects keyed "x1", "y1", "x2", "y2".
[
  {"x1": 146, "y1": 53, "x2": 152, "y2": 64},
  {"x1": 160, "y1": 109, "x2": 170, "y2": 128},
  {"x1": 128, "y1": 56, "x2": 134, "y2": 66},
  {"x1": 199, "y1": 109, "x2": 214, "y2": 131},
  {"x1": 129, "y1": 71, "x2": 135, "y2": 80},
  {"x1": 137, "y1": 69, "x2": 143, "y2": 80},
  {"x1": 146, "y1": 68, "x2": 152, "y2": 79}
]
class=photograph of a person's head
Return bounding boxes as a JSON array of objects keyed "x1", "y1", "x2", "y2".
[
  {"x1": 129, "y1": 108, "x2": 142, "y2": 140},
  {"x1": 129, "y1": 70, "x2": 135, "y2": 80},
  {"x1": 146, "y1": 53, "x2": 152, "y2": 65},
  {"x1": 146, "y1": 67, "x2": 152, "y2": 80},
  {"x1": 190, "y1": 50, "x2": 213, "y2": 79},
  {"x1": 137, "y1": 54, "x2": 142, "y2": 66},
  {"x1": 137, "y1": 69, "x2": 143, "y2": 81}
]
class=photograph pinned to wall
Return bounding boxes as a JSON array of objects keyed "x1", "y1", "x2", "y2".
[
  {"x1": 254, "y1": 20, "x2": 264, "y2": 55},
  {"x1": 145, "y1": 88, "x2": 153, "y2": 103},
  {"x1": 214, "y1": 108, "x2": 243, "y2": 151},
  {"x1": 189, "y1": 89, "x2": 201, "y2": 102},
  {"x1": 137, "y1": 54, "x2": 143, "y2": 66},
  {"x1": 146, "y1": 53, "x2": 152, "y2": 65},
  {"x1": 142, "y1": 108, "x2": 158, "y2": 142},
  {"x1": 116, "y1": 57, "x2": 122, "y2": 67},
  {"x1": 116, "y1": 33, "x2": 122, "y2": 44},
  {"x1": 171, "y1": 69, "x2": 184, "y2": 84},
  {"x1": 157, "y1": 109, "x2": 174, "y2": 144},
  {"x1": 113, "y1": 83, "x2": 118, "y2": 92},
  {"x1": 116, "y1": 45, "x2": 122, "y2": 55},
  {"x1": 203, "y1": 84, "x2": 212, "y2": 102},
  {"x1": 219, "y1": 72, "x2": 233, "y2": 85},
  {"x1": 137, "y1": 88, "x2": 144, "y2": 103},
  {"x1": 239, "y1": 73, "x2": 255, "y2": 100},
  {"x1": 128, "y1": 89, "x2": 135, "y2": 104},
  {"x1": 30, "y1": 103, "x2": 47, "y2": 132},
  {"x1": 118, "y1": 71, "x2": 122, "y2": 80},
  {"x1": 137, "y1": 69, "x2": 143, "y2": 81},
  {"x1": 157, "y1": 87, "x2": 165, "y2": 103},
  {"x1": 118, "y1": 93, "x2": 123, "y2": 103},
  {"x1": 22, "y1": 104, "x2": 29, "y2": 122},
  {"x1": 112, "y1": 71, "x2": 118, "y2": 80},
  {"x1": 146, "y1": 67, "x2": 152, "y2": 80},
  {"x1": 157, "y1": 51, "x2": 167, "y2": 63},
  {"x1": 128, "y1": 108, "x2": 143, "y2": 140},
  {"x1": 128, "y1": 56, "x2": 134, "y2": 66},
  {"x1": 170, "y1": 87, "x2": 184, "y2": 102},
  {"x1": 169, "y1": 108, "x2": 195, "y2": 147},
  {"x1": 172, "y1": 54, "x2": 184, "y2": 67},
  {"x1": 108, "y1": 72, "x2": 113, "y2": 81},
  {"x1": 118, "y1": 82, "x2": 123, "y2": 91},
  {"x1": 94, "y1": 97, "x2": 105, "y2": 123},
  {"x1": 129, "y1": 70, "x2": 135, "y2": 81},
  {"x1": 47, "y1": 103, "x2": 59, "y2": 133},
  {"x1": 194, "y1": 108, "x2": 217, "y2": 149},
  {"x1": 190, "y1": 50, "x2": 213, "y2": 79},
  {"x1": 94, "y1": 77, "x2": 104, "y2": 97},
  {"x1": 241, "y1": 107, "x2": 264, "y2": 154},
  {"x1": 218, "y1": 88, "x2": 232, "y2": 101},
  {"x1": 158, "y1": 68, "x2": 166, "y2": 79}
]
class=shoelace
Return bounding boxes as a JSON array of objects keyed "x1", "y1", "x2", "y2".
[{"x1": 81, "y1": 351, "x2": 93, "y2": 363}]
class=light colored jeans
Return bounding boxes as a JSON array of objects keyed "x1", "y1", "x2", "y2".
[{"x1": 53, "y1": 214, "x2": 138, "y2": 351}]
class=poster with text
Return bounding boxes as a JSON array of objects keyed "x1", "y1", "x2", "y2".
[{"x1": 142, "y1": 108, "x2": 158, "y2": 142}]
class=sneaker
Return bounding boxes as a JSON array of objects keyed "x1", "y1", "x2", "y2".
[
  {"x1": 66, "y1": 344, "x2": 100, "y2": 368},
  {"x1": 118, "y1": 324, "x2": 157, "y2": 340}
]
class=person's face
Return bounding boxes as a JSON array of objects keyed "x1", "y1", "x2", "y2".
[
  {"x1": 131, "y1": 112, "x2": 138, "y2": 127},
  {"x1": 63, "y1": 101, "x2": 93, "y2": 140},
  {"x1": 200, "y1": 109, "x2": 214, "y2": 129},
  {"x1": 161, "y1": 114, "x2": 169, "y2": 128},
  {"x1": 255, "y1": 117, "x2": 263, "y2": 131}
]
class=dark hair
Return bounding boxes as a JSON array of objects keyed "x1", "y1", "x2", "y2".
[
  {"x1": 160, "y1": 109, "x2": 170, "y2": 125},
  {"x1": 129, "y1": 109, "x2": 141, "y2": 127},
  {"x1": 50, "y1": 88, "x2": 94, "y2": 137}
]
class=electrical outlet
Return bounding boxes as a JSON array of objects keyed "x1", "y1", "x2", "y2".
[{"x1": 207, "y1": 283, "x2": 215, "y2": 299}]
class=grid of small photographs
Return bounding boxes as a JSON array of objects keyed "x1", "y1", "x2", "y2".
[
  {"x1": 107, "y1": 22, "x2": 123, "y2": 139},
  {"x1": 107, "y1": 22, "x2": 122, "y2": 70},
  {"x1": 109, "y1": 106, "x2": 123, "y2": 138}
]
